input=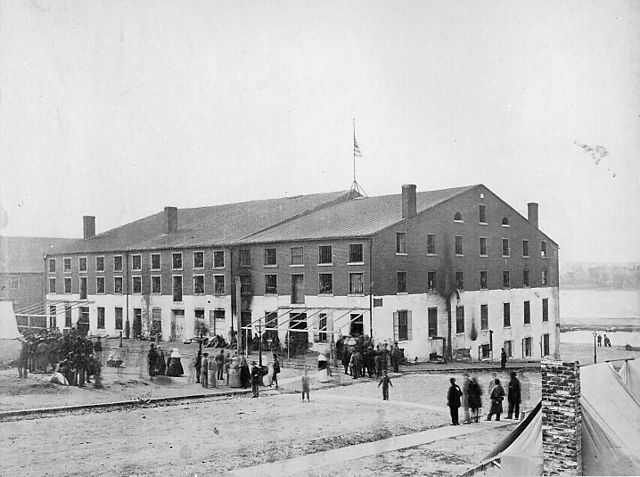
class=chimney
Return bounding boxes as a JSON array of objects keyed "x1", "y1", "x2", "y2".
[
  {"x1": 164, "y1": 207, "x2": 178, "y2": 234},
  {"x1": 83, "y1": 216, "x2": 95, "y2": 239},
  {"x1": 402, "y1": 184, "x2": 417, "y2": 219},
  {"x1": 527, "y1": 202, "x2": 539, "y2": 228}
]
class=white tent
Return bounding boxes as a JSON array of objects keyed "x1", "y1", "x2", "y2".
[
  {"x1": 618, "y1": 359, "x2": 640, "y2": 402},
  {"x1": 0, "y1": 301, "x2": 23, "y2": 365}
]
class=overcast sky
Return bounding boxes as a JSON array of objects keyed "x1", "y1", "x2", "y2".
[{"x1": 1, "y1": 0, "x2": 639, "y2": 263}]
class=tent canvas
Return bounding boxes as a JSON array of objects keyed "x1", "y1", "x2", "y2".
[
  {"x1": 618, "y1": 359, "x2": 640, "y2": 402},
  {"x1": 0, "y1": 301, "x2": 23, "y2": 365}
]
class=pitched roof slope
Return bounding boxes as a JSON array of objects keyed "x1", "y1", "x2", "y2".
[
  {"x1": 49, "y1": 191, "x2": 350, "y2": 254},
  {"x1": 240, "y1": 185, "x2": 477, "y2": 243},
  {"x1": 0, "y1": 237, "x2": 78, "y2": 273}
]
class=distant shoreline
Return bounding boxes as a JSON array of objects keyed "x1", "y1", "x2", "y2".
[{"x1": 560, "y1": 323, "x2": 640, "y2": 333}]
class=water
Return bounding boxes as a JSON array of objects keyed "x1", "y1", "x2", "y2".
[
  {"x1": 561, "y1": 329, "x2": 640, "y2": 347},
  {"x1": 560, "y1": 289, "x2": 639, "y2": 325}
]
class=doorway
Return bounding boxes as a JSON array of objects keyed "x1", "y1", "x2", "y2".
[{"x1": 171, "y1": 309, "x2": 185, "y2": 342}]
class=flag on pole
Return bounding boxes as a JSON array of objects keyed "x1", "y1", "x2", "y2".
[{"x1": 354, "y1": 137, "x2": 362, "y2": 157}]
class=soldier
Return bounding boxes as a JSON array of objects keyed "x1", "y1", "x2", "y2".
[
  {"x1": 148, "y1": 344, "x2": 157, "y2": 378},
  {"x1": 250, "y1": 361, "x2": 261, "y2": 398},
  {"x1": 200, "y1": 353, "x2": 209, "y2": 388},
  {"x1": 18, "y1": 339, "x2": 29, "y2": 378},
  {"x1": 378, "y1": 370, "x2": 393, "y2": 400},
  {"x1": 506, "y1": 371, "x2": 522, "y2": 420}
]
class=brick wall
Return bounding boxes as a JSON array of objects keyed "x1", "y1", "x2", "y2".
[{"x1": 541, "y1": 359, "x2": 582, "y2": 475}]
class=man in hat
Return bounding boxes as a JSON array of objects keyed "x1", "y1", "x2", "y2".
[
  {"x1": 506, "y1": 371, "x2": 522, "y2": 420},
  {"x1": 250, "y1": 361, "x2": 261, "y2": 398}
]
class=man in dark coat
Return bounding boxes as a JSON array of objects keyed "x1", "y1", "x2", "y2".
[
  {"x1": 487, "y1": 378, "x2": 505, "y2": 421},
  {"x1": 500, "y1": 348, "x2": 507, "y2": 370},
  {"x1": 342, "y1": 348, "x2": 351, "y2": 375},
  {"x1": 148, "y1": 344, "x2": 157, "y2": 378},
  {"x1": 447, "y1": 377, "x2": 463, "y2": 425},
  {"x1": 216, "y1": 350, "x2": 225, "y2": 381},
  {"x1": 250, "y1": 361, "x2": 261, "y2": 398},
  {"x1": 506, "y1": 371, "x2": 522, "y2": 419}
]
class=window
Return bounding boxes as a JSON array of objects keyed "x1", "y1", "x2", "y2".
[
  {"x1": 132, "y1": 276, "x2": 142, "y2": 294},
  {"x1": 502, "y1": 238, "x2": 510, "y2": 257},
  {"x1": 455, "y1": 271, "x2": 464, "y2": 290},
  {"x1": 115, "y1": 307, "x2": 123, "y2": 330},
  {"x1": 265, "y1": 274, "x2": 277, "y2": 294},
  {"x1": 96, "y1": 277, "x2": 105, "y2": 294},
  {"x1": 291, "y1": 274, "x2": 304, "y2": 304},
  {"x1": 479, "y1": 204, "x2": 486, "y2": 223},
  {"x1": 480, "y1": 271, "x2": 488, "y2": 289},
  {"x1": 79, "y1": 277, "x2": 87, "y2": 299},
  {"x1": 349, "y1": 244, "x2": 363, "y2": 263},
  {"x1": 213, "y1": 251, "x2": 225, "y2": 268},
  {"x1": 349, "y1": 272, "x2": 364, "y2": 294},
  {"x1": 481, "y1": 304, "x2": 488, "y2": 330},
  {"x1": 290, "y1": 247, "x2": 303, "y2": 266},
  {"x1": 542, "y1": 333, "x2": 550, "y2": 356},
  {"x1": 240, "y1": 276, "x2": 252, "y2": 295},
  {"x1": 152, "y1": 276, "x2": 161, "y2": 294},
  {"x1": 503, "y1": 270, "x2": 510, "y2": 288},
  {"x1": 97, "y1": 307, "x2": 105, "y2": 329},
  {"x1": 396, "y1": 232, "x2": 407, "y2": 254},
  {"x1": 49, "y1": 278, "x2": 56, "y2": 294},
  {"x1": 523, "y1": 337, "x2": 532, "y2": 358},
  {"x1": 65, "y1": 305, "x2": 72, "y2": 328},
  {"x1": 541, "y1": 241, "x2": 547, "y2": 258},
  {"x1": 523, "y1": 270, "x2": 530, "y2": 287},
  {"x1": 397, "y1": 271, "x2": 407, "y2": 293},
  {"x1": 132, "y1": 254, "x2": 141, "y2": 271},
  {"x1": 456, "y1": 306, "x2": 465, "y2": 333},
  {"x1": 48, "y1": 258, "x2": 56, "y2": 273},
  {"x1": 264, "y1": 248, "x2": 277, "y2": 266},
  {"x1": 454, "y1": 212, "x2": 463, "y2": 222},
  {"x1": 212, "y1": 309, "x2": 225, "y2": 334},
  {"x1": 193, "y1": 275, "x2": 205, "y2": 295},
  {"x1": 214, "y1": 275, "x2": 225, "y2": 294},
  {"x1": 428, "y1": 270, "x2": 436, "y2": 291},
  {"x1": 428, "y1": 307, "x2": 438, "y2": 337},
  {"x1": 152, "y1": 308, "x2": 162, "y2": 336},
  {"x1": 96, "y1": 256, "x2": 104, "y2": 272},
  {"x1": 114, "y1": 255, "x2": 123, "y2": 272},
  {"x1": 49, "y1": 306, "x2": 56, "y2": 329},
  {"x1": 114, "y1": 277, "x2": 123, "y2": 294},
  {"x1": 319, "y1": 273, "x2": 333, "y2": 294},
  {"x1": 426, "y1": 234, "x2": 436, "y2": 254},
  {"x1": 193, "y1": 251, "x2": 204, "y2": 269},
  {"x1": 318, "y1": 245, "x2": 332, "y2": 265},
  {"x1": 479, "y1": 237, "x2": 487, "y2": 256},
  {"x1": 394, "y1": 310, "x2": 411, "y2": 341},
  {"x1": 503, "y1": 303, "x2": 511, "y2": 327},
  {"x1": 455, "y1": 236, "x2": 463, "y2": 255},
  {"x1": 64, "y1": 277, "x2": 72, "y2": 294},
  {"x1": 502, "y1": 217, "x2": 510, "y2": 227},
  {"x1": 524, "y1": 300, "x2": 531, "y2": 324},
  {"x1": 542, "y1": 298, "x2": 549, "y2": 322},
  {"x1": 64, "y1": 258, "x2": 71, "y2": 272},
  {"x1": 504, "y1": 340, "x2": 513, "y2": 358},
  {"x1": 172, "y1": 253, "x2": 183, "y2": 270},
  {"x1": 173, "y1": 276, "x2": 183, "y2": 302},
  {"x1": 151, "y1": 253, "x2": 161, "y2": 270},
  {"x1": 522, "y1": 240, "x2": 529, "y2": 258},
  {"x1": 318, "y1": 314, "x2": 328, "y2": 343},
  {"x1": 239, "y1": 249, "x2": 251, "y2": 267},
  {"x1": 542, "y1": 270, "x2": 548, "y2": 286}
]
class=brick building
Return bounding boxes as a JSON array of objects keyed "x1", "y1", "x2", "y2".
[{"x1": 45, "y1": 184, "x2": 560, "y2": 361}]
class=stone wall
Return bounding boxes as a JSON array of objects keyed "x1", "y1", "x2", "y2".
[{"x1": 541, "y1": 359, "x2": 582, "y2": 475}]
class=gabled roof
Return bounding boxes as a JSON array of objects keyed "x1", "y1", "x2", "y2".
[
  {"x1": 0, "y1": 236, "x2": 78, "y2": 273},
  {"x1": 49, "y1": 191, "x2": 351, "y2": 254},
  {"x1": 240, "y1": 185, "x2": 477, "y2": 243}
]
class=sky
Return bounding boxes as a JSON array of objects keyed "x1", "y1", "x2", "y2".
[{"x1": 1, "y1": 0, "x2": 639, "y2": 263}]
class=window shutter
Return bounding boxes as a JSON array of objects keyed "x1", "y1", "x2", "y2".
[
  {"x1": 393, "y1": 312, "x2": 399, "y2": 342},
  {"x1": 407, "y1": 311, "x2": 413, "y2": 341}
]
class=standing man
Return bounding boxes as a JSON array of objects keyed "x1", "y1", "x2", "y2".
[
  {"x1": 506, "y1": 372, "x2": 522, "y2": 420},
  {"x1": 147, "y1": 344, "x2": 157, "y2": 378},
  {"x1": 250, "y1": 361, "x2": 261, "y2": 398},
  {"x1": 272, "y1": 354, "x2": 281, "y2": 389},
  {"x1": 18, "y1": 339, "x2": 29, "y2": 379},
  {"x1": 597, "y1": 334, "x2": 602, "y2": 347},
  {"x1": 500, "y1": 348, "x2": 507, "y2": 370},
  {"x1": 462, "y1": 373, "x2": 472, "y2": 424},
  {"x1": 487, "y1": 378, "x2": 505, "y2": 421},
  {"x1": 195, "y1": 348, "x2": 202, "y2": 384},
  {"x1": 447, "y1": 377, "x2": 463, "y2": 425},
  {"x1": 200, "y1": 353, "x2": 209, "y2": 388},
  {"x1": 216, "y1": 349, "x2": 225, "y2": 381},
  {"x1": 378, "y1": 370, "x2": 393, "y2": 400}
]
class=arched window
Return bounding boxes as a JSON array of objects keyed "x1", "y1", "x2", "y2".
[
  {"x1": 501, "y1": 217, "x2": 510, "y2": 226},
  {"x1": 454, "y1": 212, "x2": 463, "y2": 222}
]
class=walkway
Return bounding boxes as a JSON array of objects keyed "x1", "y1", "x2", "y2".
[{"x1": 226, "y1": 419, "x2": 512, "y2": 476}]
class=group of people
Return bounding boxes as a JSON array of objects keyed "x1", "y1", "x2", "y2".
[
  {"x1": 17, "y1": 329, "x2": 104, "y2": 388},
  {"x1": 447, "y1": 371, "x2": 522, "y2": 425},
  {"x1": 147, "y1": 344, "x2": 186, "y2": 377},
  {"x1": 597, "y1": 333, "x2": 613, "y2": 347},
  {"x1": 338, "y1": 339, "x2": 403, "y2": 380}
]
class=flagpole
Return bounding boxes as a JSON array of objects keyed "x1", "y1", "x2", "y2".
[{"x1": 353, "y1": 118, "x2": 356, "y2": 183}]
